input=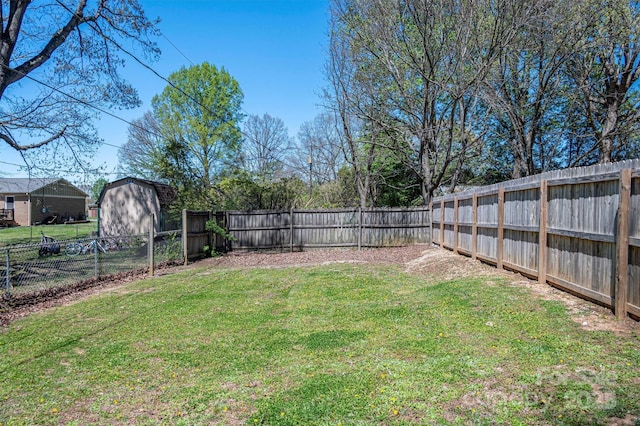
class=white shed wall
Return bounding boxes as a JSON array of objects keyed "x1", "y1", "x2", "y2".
[{"x1": 99, "y1": 181, "x2": 160, "y2": 236}]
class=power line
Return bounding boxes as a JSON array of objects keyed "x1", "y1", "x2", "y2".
[
  {"x1": 0, "y1": 159, "x2": 121, "y2": 178},
  {"x1": 55, "y1": 0, "x2": 263, "y2": 155},
  {"x1": 54, "y1": 0, "x2": 273, "y2": 138},
  {"x1": 0, "y1": 63, "x2": 165, "y2": 142},
  {"x1": 3, "y1": 4, "x2": 294, "y2": 180},
  {"x1": 160, "y1": 32, "x2": 195, "y2": 66},
  {"x1": 53, "y1": 0, "x2": 239, "y2": 127}
]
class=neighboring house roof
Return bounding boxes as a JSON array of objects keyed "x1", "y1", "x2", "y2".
[
  {"x1": 98, "y1": 177, "x2": 176, "y2": 208},
  {"x1": 0, "y1": 178, "x2": 88, "y2": 196}
]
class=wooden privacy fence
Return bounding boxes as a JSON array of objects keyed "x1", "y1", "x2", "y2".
[
  {"x1": 432, "y1": 159, "x2": 640, "y2": 319},
  {"x1": 183, "y1": 207, "x2": 431, "y2": 258},
  {"x1": 228, "y1": 207, "x2": 431, "y2": 251},
  {"x1": 181, "y1": 210, "x2": 226, "y2": 261}
]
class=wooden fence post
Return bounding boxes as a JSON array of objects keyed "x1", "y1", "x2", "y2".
[
  {"x1": 149, "y1": 213, "x2": 155, "y2": 277},
  {"x1": 439, "y1": 199, "x2": 445, "y2": 247},
  {"x1": 207, "y1": 211, "x2": 213, "y2": 255},
  {"x1": 290, "y1": 208, "x2": 294, "y2": 252},
  {"x1": 429, "y1": 202, "x2": 434, "y2": 244},
  {"x1": 538, "y1": 180, "x2": 548, "y2": 284},
  {"x1": 182, "y1": 209, "x2": 188, "y2": 266},
  {"x1": 5, "y1": 248, "x2": 10, "y2": 297},
  {"x1": 472, "y1": 193, "x2": 478, "y2": 260},
  {"x1": 225, "y1": 211, "x2": 230, "y2": 252},
  {"x1": 453, "y1": 197, "x2": 459, "y2": 254},
  {"x1": 616, "y1": 169, "x2": 632, "y2": 319},
  {"x1": 358, "y1": 207, "x2": 363, "y2": 251},
  {"x1": 497, "y1": 188, "x2": 505, "y2": 269}
]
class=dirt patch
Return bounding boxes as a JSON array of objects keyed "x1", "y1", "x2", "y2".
[
  {"x1": 405, "y1": 248, "x2": 516, "y2": 281},
  {"x1": 1, "y1": 246, "x2": 638, "y2": 335},
  {"x1": 405, "y1": 248, "x2": 640, "y2": 335},
  {"x1": 199, "y1": 245, "x2": 430, "y2": 269}
]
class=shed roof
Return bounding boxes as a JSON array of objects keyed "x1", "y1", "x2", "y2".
[
  {"x1": 0, "y1": 178, "x2": 87, "y2": 196},
  {"x1": 98, "y1": 177, "x2": 176, "y2": 208}
]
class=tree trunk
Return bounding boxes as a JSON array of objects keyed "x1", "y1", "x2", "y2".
[
  {"x1": 511, "y1": 138, "x2": 528, "y2": 179},
  {"x1": 599, "y1": 102, "x2": 619, "y2": 163}
]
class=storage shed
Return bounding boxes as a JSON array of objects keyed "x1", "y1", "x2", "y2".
[
  {"x1": 97, "y1": 177, "x2": 176, "y2": 236},
  {"x1": 0, "y1": 178, "x2": 88, "y2": 226}
]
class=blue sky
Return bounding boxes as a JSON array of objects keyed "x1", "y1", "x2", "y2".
[{"x1": 1, "y1": 0, "x2": 329, "y2": 179}]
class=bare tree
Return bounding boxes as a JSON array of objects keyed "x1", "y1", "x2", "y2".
[
  {"x1": 567, "y1": 0, "x2": 640, "y2": 163},
  {"x1": 329, "y1": 0, "x2": 529, "y2": 204},
  {"x1": 295, "y1": 113, "x2": 344, "y2": 185},
  {"x1": 241, "y1": 113, "x2": 292, "y2": 181},
  {"x1": 324, "y1": 20, "x2": 381, "y2": 208},
  {"x1": 117, "y1": 111, "x2": 164, "y2": 180},
  {"x1": 481, "y1": 0, "x2": 575, "y2": 177},
  {"x1": 0, "y1": 0, "x2": 159, "y2": 169}
]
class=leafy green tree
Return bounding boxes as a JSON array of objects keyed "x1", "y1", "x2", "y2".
[
  {"x1": 90, "y1": 177, "x2": 109, "y2": 202},
  {"x1": 311, "y1": 166, "x2": 362, "y2": 208},
  {"x1": 216, "y1": 170, "x2": 306, "y2": 210},
  {"x1": 152, "y1": 62, "x2": 244, "y2": 210},
  {"x1": 369, "y1": 153, "x2": 423, "y2": 207},
  {"x1": 0, "y1": 0, "x2": 159, "y2": 171}
]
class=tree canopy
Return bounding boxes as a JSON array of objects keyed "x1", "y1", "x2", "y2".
[
  {"x1": 324, "y1": 0, "x2": 640, "y2": 205},
  {"x1": 150, "y1": 62, "x2": 244, "y2": 210},
  {"x1": 0, "y1": 0, "x2": 159, "y2": 171},
  {"x1": 117, "y1": 0, "x2": 640, "y2": 211},
  {"x1": 241, "y1": 113, "x2": 292, "y2": 182}
]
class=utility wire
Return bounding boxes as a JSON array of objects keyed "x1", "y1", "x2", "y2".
[
  {"x1": 54, "y1": 0, "x2": 241, "y2": 129},
  {"x1": 4, "y1": 3, "x2": 296, "y2": 178},
  {"x1": 55, "y1": 0, "x2": 261, "y2": 155},
  {"x1": 160, "y1": 32, "x2": 195, "y2": 66},
  {"x1": 56, "y1": 0, "x2": 276, "y2": 137},
  {"x1": 0, "y1": 63, "x2": 165, "y2": 141}
]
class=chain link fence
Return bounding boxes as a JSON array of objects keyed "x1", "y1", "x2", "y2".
[{"x1": 1, "y1": 230, "x2": 182, "y2": 310}]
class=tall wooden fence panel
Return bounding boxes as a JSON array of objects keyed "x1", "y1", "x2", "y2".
[
  {"x1": 228, "y1": 210, "x2": 292, "y2": 251},
  {"x1": 503, "y1": 184, "x2": 540, "y2": 277},
  {"x1": 361, "y1": 208, "x2": 431, "y2": 247},
  {"x1": 432, "y1": 202, "x2": 442, "y2": 243},
  {"x1": 628, "y1": 172, "x2": 640, "y2": 316},
  {"x1": 432, "y1": 159, "x2": 640, "y2": 319},
  {"x1": 293, "y1": 209, "x2": 359, "y2": 249},
  {"x1": 456, "y1": 196, "x2": 474, "y2": 255},
  {"x1": 546, "y1": 176, "x2": 619, "y2": 305},
  {"x1": 442, "y1": 199, "x2": 455, "y2": 248},
  {"x1": 183, "y1": 207, "x2": 433, "y2": 253},
  {"x1": 182, "y1": 210, "x2": 211, "y2": 261},
  {"x1": 476, "y1": 191, "x2": 499, "y2": 263}
]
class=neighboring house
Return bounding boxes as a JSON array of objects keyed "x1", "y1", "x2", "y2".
[
  {"x1": 87, "y1": 203, "x2": 99, "y2": 219},
  {"x1": 0, "y1": 178, "x2": 88, "y2": 226},
  {"x1": 98, "y1": 177, "x2": 177, "y2": 236}
]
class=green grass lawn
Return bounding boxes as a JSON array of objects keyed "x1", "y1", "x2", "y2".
[
  {"x1": 1, "y1": 263, "x2": 639, "y2": 425},
  {"x1": 0, "y1": 222, "x2": 98, "y2": 246}
]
